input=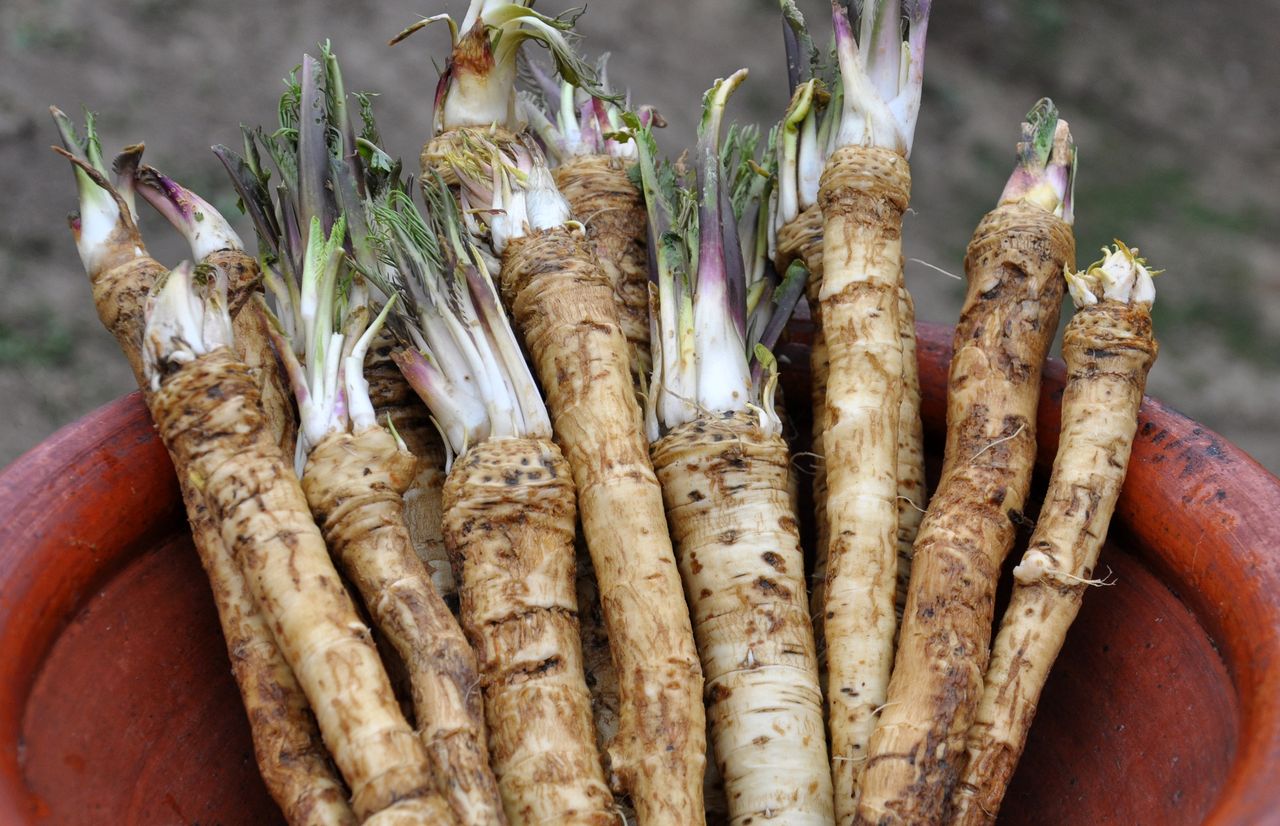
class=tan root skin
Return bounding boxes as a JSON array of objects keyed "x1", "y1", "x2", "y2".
[
  {"x1": 894, "y1": 286, "x2": 926, "y2": 624},
  {"x1": 366, "y1": 332, "x2": 454, "y2": 600},
  {"x1": 444, "y1": 437, "x2": 615, "y2": 825},
  {"x1": 573, "y1": 542, "x2": 636, "y2": 823},
  {"x1": 219, "y1": 259, "x2": 353, "y2": 824},
  {"x1": 225, "y1": 295, "x2": 344, "y2": 826},
  {"x1": 777, "y1": 207, "x2": 832, "y2": 643},
  {"x1": 501, "y1": 226, "x2": 706, "y2": 826},
  {"x1": 207, "y1": 247, "x2": 265, "y2": 316},
  {"x1": 652, "y1": 411, "x2": 833, "y2": 826},
  {"x1": 234, "y1": 298, "x2": 297, "y2": 457},
  {"x1": 779, "y1": 204, "x2": 924, "y2": 648},
  {"x1": 856, "y1": 202, "x2": 1074, "y2": 825},
  {"x1": 949, "y1": 300, "x2": 1156, "y2": 825},
  {"x1": 85, "y1": 235, "x2": 348, "y2": 825},
  {"x1": 573, "y1": 544, "x2": 620, "y2": 750},
  {"x1": 215, "y1": 255, "x2": 340, "y2": 824},
  {"x1": 186, "y1": 467, "x2": 354, "y2": 826},
  {"x1": 817, "y1": 145, "x2": 909, "y2": 821},
  {"x1": 553, "y1": 155, "x2": 652, "y2": 384},
  {"x1": 151, "y1": 348, "x2": 449, "y2": 823},
  {"x1": 302, "y1": 426, "x2": 502, "y2": 826},
  {"x1": 92, "y1": 252, "x2": 169, "y2": 385}
]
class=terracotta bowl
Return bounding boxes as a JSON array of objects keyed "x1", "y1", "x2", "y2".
[{"x1": 2, "y1": 322, "x2": 1278, "y2": 825}]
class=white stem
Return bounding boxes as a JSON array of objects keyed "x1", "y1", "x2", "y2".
[
  {"x1": 456, "y1": 291, "x2": 522, "y2": 439},
  {"x1": 693, "y1": 284, "x2": 751, "y2": 414},
  {"x1": 442, "y1": 60, "x2": 517, "y2": 131},
  {"x1": 888, "y1": 14, "x2": 930, "y2": 158},
  {"x1": 459, "y1": 0, "x2": 489, "y2": 33},
  {"x1": 418, "y1": 303, "x2": 477, "y2": 401},
  {"x1": 525, "y1": 164, "x2": 571, "y2": 230},
  {"x1": 76, "y1": 177, "x2": 140, "y2": 278},
  {"x1": 520, "y1": 95, "x2": 567, "y2": 162},
  {"x1": 346, "y1": 299, "x2": 398, "y2": 432},
  {"x1": 645, "y1": 287, "x2": 663, "y2": 443},
  {"x1": 470, "y1": 266, "x2": 552, "y2": 439},
  {"x1": 559, "y1": 82, "x2": 582, "y2": 151},
  {"x1": 797, "y1": 112, "x2": 821, "y2": 210},
  {"x1": 142, "y1": 262, "x2": 233, "y2": 390}
]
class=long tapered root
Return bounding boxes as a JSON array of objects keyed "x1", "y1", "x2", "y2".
[
  {"x1": 653, "y1": 411, "x2": 833, "y2": 826},
  {"x1": 554, "y1": 154, "x2": 652, "y2": 384},
  {"x1": 779, "y1": 189, "x2": 924, "y2": 644},
  {"x1": 856, "y1": 202, "x2": 1074, "y2": 825},
  {"x1": 217, "y1": 273, "x2": 339, "y2": 824},
  {"x1": 816, "y1": 145, "x2": 910, "y2": 821},
  {"x1": 151, "y1": 348, "x2": 445, "y2": 821},
  {"x1": 444, "y1": 437, "x2": 615, "y2": 825},
  {"x1": 501, "y1": 227, "x2": 706, "y2": 825},
  {"x1": 188, "y1": 482, "x2": 355, "y2": 826},
  {"x1": 302, "y1": 426, "x2": 502, "y2": 825},
  {"x1": 949, "y1": 299, "x2": 1156, "y2": 825}
]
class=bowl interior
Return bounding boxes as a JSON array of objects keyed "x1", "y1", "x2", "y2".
[{"x1": 21, "y1": 534, "x2": 279, "y2": 824}]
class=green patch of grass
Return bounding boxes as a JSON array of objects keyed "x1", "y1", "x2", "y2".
[
  {"x1": 1017, "y1": 0, "x2": 1067, "y2": 57},
  {"x1": 1151, "y1": 258, "x2": 1277, "y2": 366},
  {"x1": 1073, "y1": 165, "x2": 1192, "y2": 246},
  {"x1": 126, "y1": 0, "x2": 188, "y2": 21},
  {"x1": 1181, "y1": 201, "x2": 1269, "y2": 236},
  {"x1": 0, "y1": 311, "x2": 74, "y2": 367},
  {"x1": 1076, "y1": 156, "x2": 1271, "y2": 244},
  {"x1": 9, "y1": 20, "x2": 84, "y2": 51}
]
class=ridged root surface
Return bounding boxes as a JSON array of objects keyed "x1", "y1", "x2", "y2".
[
  {"x1": 443, "y1": 437, "x2": 615, "y2": 825},
  {"x1": 777, "y1": 206, "x2": 832, "y2": 655},
  {"x1": 856, "y1": 201, "x2": 1074, "y2": 825},
  {"x1": 366, "y1": 330, "x2": 454, "y2": 602},
  {"x1": 87, "y1": 237, "x2": 347, "y2": 825},
  {"x1": 652, "y1": 411, "x2": 833, "y2": 826},
  {"x1": 421, "y1": 126, "x2": 521, "y2": 187},
  {"x1": 501, "y1": 227, "x2": 706, "y2": 825},
  {"x1": 817, "y1": 145, "x2": 909, "y2": 821},
  {"x1": 553, "y1": 154, "x2": 652, "y2": 384},
  {"x1": 151, "y1": 348, "x2": 448, "y2": 823},
  {"x1": 949, "y1": 300, "x2": 1155, "y2": 825},
  {"x1": 302, "y1": 426, "x2": 502, "y2": 825}
]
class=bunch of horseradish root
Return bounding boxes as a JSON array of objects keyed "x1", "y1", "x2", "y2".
[{"x1": 50, "y1": 1, "x2": 1160, "y2": 824}]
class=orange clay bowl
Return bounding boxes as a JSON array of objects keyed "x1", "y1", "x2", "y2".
[{"x1": 1, "y1": 320, "x2": 1278, "y2": 825}]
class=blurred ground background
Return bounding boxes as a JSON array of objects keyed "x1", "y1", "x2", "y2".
[{"x1": 1, "y1": 0, "x2": 1277, "y2": 472}]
